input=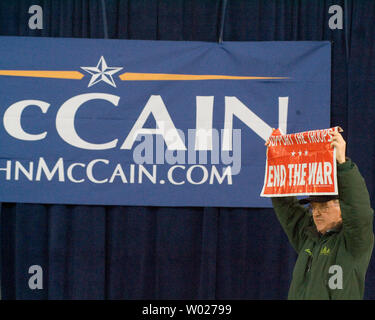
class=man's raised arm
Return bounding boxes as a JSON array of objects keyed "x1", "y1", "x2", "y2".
[{"x1": 272, "y1": 196, "x2": 311, "y2": 252}]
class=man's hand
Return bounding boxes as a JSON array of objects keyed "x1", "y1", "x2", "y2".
[
  {"x1": 330, "y1": 131, "x2": 346, "y2": 164},
  {"x1": 265, "y1": 128, "x2": 276, "y2": 147}
]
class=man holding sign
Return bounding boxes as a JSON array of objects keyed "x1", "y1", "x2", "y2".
[{"x1": 265, "y1": 129, "x2": 374, "y2": 299}]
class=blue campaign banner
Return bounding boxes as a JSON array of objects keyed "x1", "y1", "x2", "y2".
[{"x1": 0, "y1": 37, "x2": 330, "y2": 207}]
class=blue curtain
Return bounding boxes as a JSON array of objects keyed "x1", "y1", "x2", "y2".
[{"x1": 1, "y1": 0, "x2": 375, "y2": 299}]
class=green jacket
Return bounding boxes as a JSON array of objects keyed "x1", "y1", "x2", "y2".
[{"x1": 272, "y1": 159, "x2": 374, "y2": 300}]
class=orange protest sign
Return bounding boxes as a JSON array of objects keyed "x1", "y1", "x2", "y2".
[{"x1": 260, "y1": 127, "x2": 340, "y2": 197}]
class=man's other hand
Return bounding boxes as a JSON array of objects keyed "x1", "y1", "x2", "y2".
[
  {"x1": 265, "y1": 128, "x2": 276, "y2": 147},
  {"x1": 330, "y1": 131, "x2": 346, "y2": 164}
]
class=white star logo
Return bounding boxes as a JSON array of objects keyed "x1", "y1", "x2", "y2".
[
  {"x1": 81, "y1": 56, "x2": 123, "y2": 88},
  {"x1": 291, "y1": 151, "x2": 296, "y2": 156}
]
